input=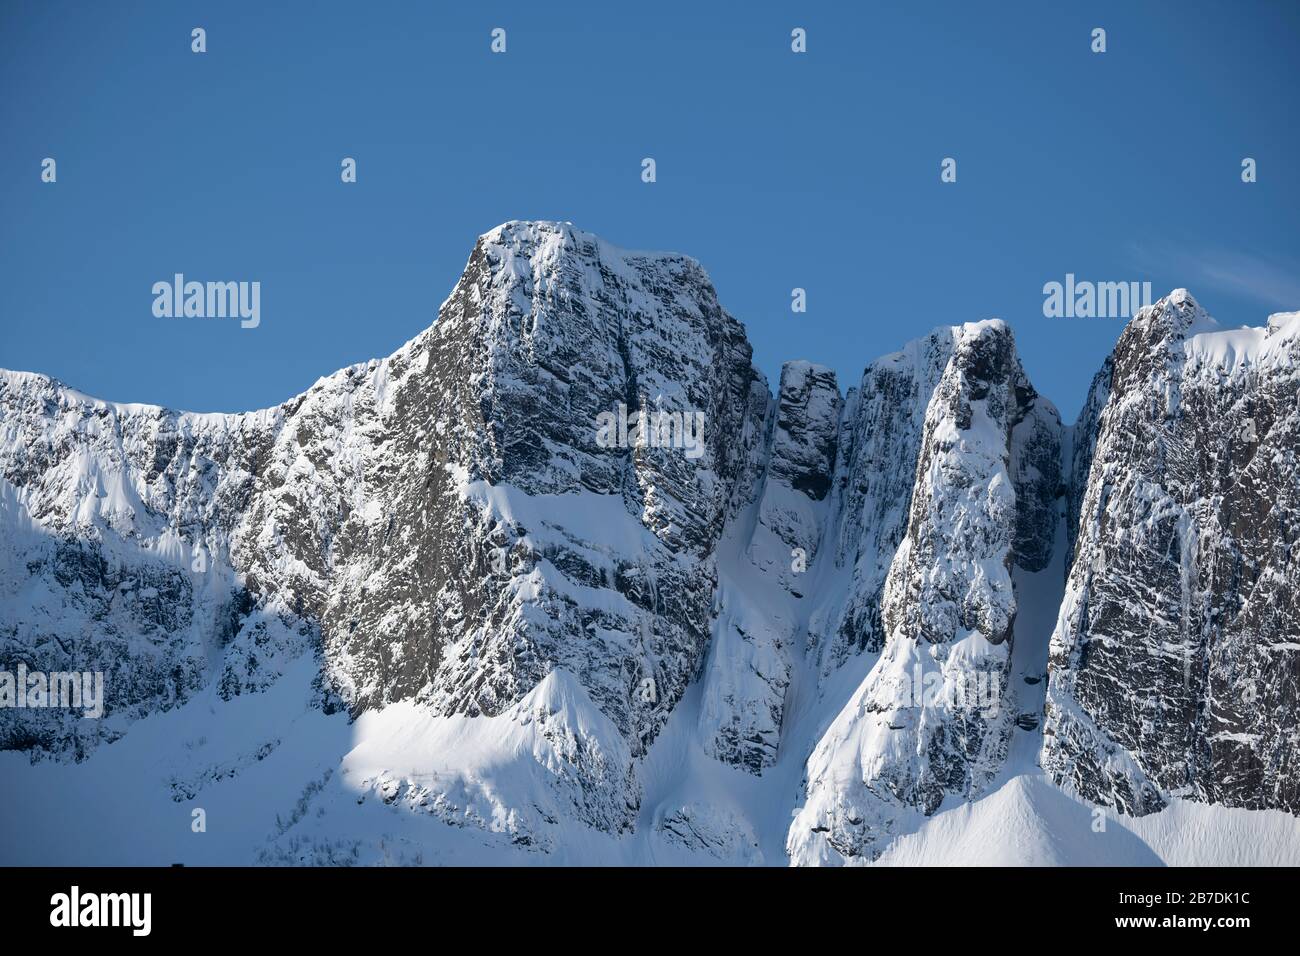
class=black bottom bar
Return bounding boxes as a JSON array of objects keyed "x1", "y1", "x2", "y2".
[{"x1": 0, "y1": 865, "x2": 1285, "y2": 941}]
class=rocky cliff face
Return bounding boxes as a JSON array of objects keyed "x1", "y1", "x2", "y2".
[
  {"x1": 1043, "y1": 291, "x2": 1300, "y2": 815},
  {"x1": 1, "y1": 222, "x2": 772, "y2": 841},
  {"x1": 698, "y1": 360, "x2": 840, "y2": 774},
  {"x1": 2, "y1": 228, "x2": 1296, "y2": 864},
  {"x1": 815, "y1": 331, "x2": 955, "y2": 672},
  {"x1": 0, "y1": 372, "x2": 312, "y2": 759},
  {"x1": 787, "y1": 321, "x2": 1063, "y2": 863}
]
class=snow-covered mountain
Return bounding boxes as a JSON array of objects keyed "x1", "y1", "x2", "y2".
[
  {"x1": 1044, "y1": 290, "x2": 1300, "y2": 816},
  {"x1": 1, "y1": 222, "x2": 1297, "y2": 866}
]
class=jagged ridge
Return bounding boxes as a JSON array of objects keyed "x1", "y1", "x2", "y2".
[{"x1": 2, "y1": 227, "x2": 1296, "y2": 865}]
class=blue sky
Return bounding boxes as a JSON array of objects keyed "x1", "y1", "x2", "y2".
[{"x1": 2, "y1": 0, "x2": 1297, "y2": 422}]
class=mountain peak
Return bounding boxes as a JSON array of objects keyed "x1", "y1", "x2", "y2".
[
  {"x1": 1130, "y1": 287, "x2": 1219, "y2": 338},
  {"x1": 476, "y1": 220, "x2": 701, "y2": 270}
]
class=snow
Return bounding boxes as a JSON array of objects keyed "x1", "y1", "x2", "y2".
[
  {"x1": 5, "y1": 637, "x2": 1294, "y2": 866},
  {"x1": 1182, "y1": 306, "x2": 1300, "y2": 374},
  {"x1": 873, "y1": 775, "x2": 1163, "y2": 866},
  {"x1": 881, "y1": 765, "x2": 1300, "y2": 867}
]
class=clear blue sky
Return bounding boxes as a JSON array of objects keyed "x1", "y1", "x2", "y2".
[{"x1": 3, "y1": 0, "x2": 1297, "y2": 422}]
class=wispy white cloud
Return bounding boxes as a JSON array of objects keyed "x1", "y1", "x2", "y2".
[{"x1": 1128, "y1": 241, "x2": 1300, "y2": 312}]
